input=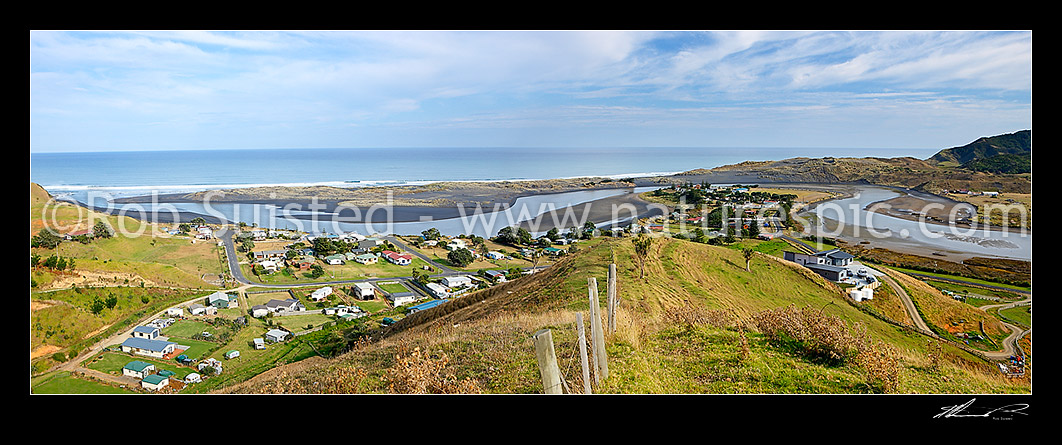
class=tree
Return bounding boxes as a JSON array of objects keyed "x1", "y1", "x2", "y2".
[
  {"x1": 190, "y1": 217, "x2": 207, "y2": 225},
  {"x1": 447, "y1": 248, "x2": 474, "y2": 268},
  {"x1": 105, "y1": 295, "x2": 118, "y2": 309},
  {"x1": 31, "y1": 229, "x2": 62, "y2": 249},
  {"x1": 178, "y1": 223, "x2": 191, "y2": 233},
  {"x1": 742, "y1": 248, "x2": 755, "y2": 272},
  {"x1": 93, "y1": 220, "x2": 114, "y2": 239},
  {"x1": 309, "y1": 264, "x2": 325, "y2": 278},
  {"x1": 421, "y1": 227, "x2": 441, "y2": 241},
  {"x1": 495, "y1": 226, "x2": 519, "y2": 245},
  {"x1": 632, "y1": 234, "x2": 653, "y2": 279},
  {"x1": 90, "y1": 297, "x2": 105, "y2": 315},
  {"x1": 517, "y1": 228, "x2": 533, "y2": 245},
  {"x1": 545, "y1": 228, "x2": 560, "y2": 241},
  {"x1": 582, "y1": 221, "x2": 597, "y2": 239}
]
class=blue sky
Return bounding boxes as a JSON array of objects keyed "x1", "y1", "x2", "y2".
[{"x1": 29, "y1": 30, "x2": 1032, "y2": 153}]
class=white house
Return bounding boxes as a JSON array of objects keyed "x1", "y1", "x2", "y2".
[
  {"x1": 310, "y1": 286, "x2": 333, "y2": 302},
  {"x1": 121, "y1": 337, "x2": 177, "y2": 359},
  {"x1": 141, "y1": 374, "x2": 169, "y2": 391},
  {"x1": 188, "y1": 304, "x2": 217, "y2": 316},
  {"x1": 253, "y1": 338, "x2": 265, "y2": 350},
  {"x1": 264, "y1": 298, "x2": 305, "y2": 313},
  {"x1": 446, "y1": 239, "x2": 468, "y2": 251},
  {"x1": 441, "y1": 275, "x2": 473, "y2": 288},
  {"x1": 132, "y1": 326, "x2": 161, "y2": 340},
  {"x1": 265, "y1": 329, "x2": 290, "y2": 343},
  {"x1": 184, "y1": 373, "x2": 202, "y2": 384},
  {"x1": 352, "y1": 282, "x2": 376, "y2": 300},
  {"x1": 486, "y1": 251, "x2": 505, "y2": 260},
  {"x1": 122, "y1": 361, "x2": 156, "y2": 379},
  {"x1": 387, "y1": 292, "x2": 417, "y2": 307},
  {"x1": 259, "y1": 260, "x2": 279, "y2": 273},
  {"x1": 251, "y1": 230, "x2": 267, "y2": 241},
  {"x1": 250, "y1": 305, "x2": 270, "y2": 318},
  {"x1": 425, "y1": 282, "x2": 450, "y2": 298},
  {"x1": 166, "y1": 307, "x2": 184, "y2": 317}
]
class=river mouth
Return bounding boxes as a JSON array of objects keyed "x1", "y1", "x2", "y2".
[{"x1": 799, "y1": 185, "x2": 1032, "y2": 261}]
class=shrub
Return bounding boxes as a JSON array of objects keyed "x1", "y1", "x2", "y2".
[{"x1": 385, "y1": 346, "x2": 481, "y2": 394}]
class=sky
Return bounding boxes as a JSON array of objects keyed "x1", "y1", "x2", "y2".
[{"x1": 29, "y1": 30, "x2": 1032, "y2": 153}]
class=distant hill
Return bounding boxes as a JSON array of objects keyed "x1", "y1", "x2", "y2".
[{"x1": 927, "y1": 130, "x2": 1031, "y2": 168}]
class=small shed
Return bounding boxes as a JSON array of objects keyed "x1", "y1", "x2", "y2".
[
  {"x1": 225, "y1": 350, "x2": 240, "y2": 359},
  {"x1": 253, "y1": 338, "x2": 265, "y2": 350},
  {"x1": 184, "y1": 373, "x2": 202, "y2": 384}
]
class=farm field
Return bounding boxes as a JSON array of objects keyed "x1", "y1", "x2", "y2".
[{"x1": 84, "y1": 351, "x2": 196, "y2": 380}]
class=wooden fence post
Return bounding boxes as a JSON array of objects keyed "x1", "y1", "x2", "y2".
[
  {"x1": 532, "y1": 329, "x2": 563, "y2": 394},
  {"x1": 607, "y1": 263, "x2": 617, "y2": 335},
  {"x1": 576, "y1": 312, "x2": 592, "y2": 394},
  {"x1": 589, "y1": 277, "x2": 609, "y2": 381}
]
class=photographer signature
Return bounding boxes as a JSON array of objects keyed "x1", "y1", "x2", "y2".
[{"x1": 934, "y1": 398, "x2": 1029, "y2": 419}]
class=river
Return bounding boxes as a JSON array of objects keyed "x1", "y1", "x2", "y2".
[{"x1": 798, "y1": 185, "x2": 1032, "y2": 261}]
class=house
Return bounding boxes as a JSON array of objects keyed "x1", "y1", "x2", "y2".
[
  {"x1": 804, "y1": 263, "x2": 851, "y2": 282},
  {"x1": 62, "y1": 228, "x2": 93, "y2": 240},
  {"x1": 258, "y1": 260, "x2": 279, "y2": 273},
  {"x1": 166, "y1": 307, "x2": 184, "y2": 317},
  {"x1": 408, "y1": 299, "x2": 448, "y2": 313},
  {"x1": 253, "y1": 338, "x2": 265, "y2": 350},
  {"x1": 446, "y1": 238, "x2": 468, "y2": 251},
  {"x1": 324, "y1": 305, "x2": 362, "y2": 316},
  {"x1": 425, "y1": 282, "x2": 450, "y2": 298},
  {"x1": 184, "y1": 373, "x2": 202, "y2": 384},
  {"x1": 188, "y1": 304, "x2": 217, "y2": 316},
  {"x1": 325, "y1": 254, "x2": 346, "y2": 265},
  {"x1": 131, "y1": 326, "x2": 160, "y2": 340},
  {"x1": 225, "y1": 350, "x2": 240, "y2": 359},
  {"x1": 121, "y1": 337, "x2": 177, "y2": 359},
  {"x1": 441, "y1": 275, "x2": 472, "y2": 288},
  {"x1": 299, "y1": 248, "x2": 316, "y2": 257},
  {"x1": 485, "y1": 270, "x2": 507, "y2": 282},
  {"x1": 310, "y1": 286, "x2": 333, "y2": 302},
  {"x1": 782, "y1": 249, "x2": 854, "y2": 268},
  {"x1": 207, "y1": 291, "x2": 238, "y2": 309},
  {"x1": 354, "y1": 253, "x2": 378, "y2": 265},
  {"x1": 486, "y1": 251, "x2": 505, "y2": 260},
  {"x1": 141, "y1": 374, "x2": 169, "y2": 391},
  {"x1": 265, "y1": 329, "x2": 289, "y2": 343},
  {"x1": 122, "y1": 361, "x2": 156, "y2": 379},
  {"x1": 543, "y1": 247, "x2": 564, "y2": 256},
  {"x1": 381, "y1": 250, "x2": 412, "y2": 266},
  {"x1": 264, "y1": 298, "x2": 305, "y2": 313},
  {"x1": 352, "y1": 282, "x2": 376, "y2": 300},
  {"x1": 252, "y1": 250, "x2": 288, "y2": 261},
  {"x1": 387, "y1": 291, "x2": 417, "y2": 306},
  {"x1": 344, "y1": 251, "x2": 359, "y2": 261},
  {"x1": 250, "y1": 305, "x2": 270, "y2": 318},
  {"x1": 359, "y1": 238, "x2": 384, "y2": 250}
]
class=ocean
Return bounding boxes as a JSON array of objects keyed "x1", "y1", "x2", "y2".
[{"x1": 30, "y1": 146, "x2": 938, "y2": 201}]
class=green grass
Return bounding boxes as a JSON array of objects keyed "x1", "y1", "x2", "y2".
[
  {"x1": 889, "y1": 266, "x2": 1031, "y2": 292},
  {"x1": 356, "y1": 299, "x2": 390, "y2": 314},
  {"x1": 999, "y1": 305, "x2": 1031, "y2": 328},
  {"x1": 162, "y1": 320, "x2": 215, "y2": 338},
  {"x1": 31, "y1": 371, "x2": 134, "y2": 394},
  {"x1": 83, "y1": 352, "x2": 197, "y2": 379},
  {"x1": 375, "y1": 282, "x2": 409, "y2": 294}
]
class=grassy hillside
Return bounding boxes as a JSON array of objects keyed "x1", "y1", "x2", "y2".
[
  {"x1": 219, "y1": 237, "x2": 1027, "y2": 395},
  {"x1": 928, "y1": 130, "x2": 1031, "y2": 166}
]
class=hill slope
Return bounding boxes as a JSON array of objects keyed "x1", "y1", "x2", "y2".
[
  {"x1": 928, "y1": 130, "x2": 1031, "y2": 167},
  {"x1": 219, "y1": 237, "x2": 1026, "y2": 395}
]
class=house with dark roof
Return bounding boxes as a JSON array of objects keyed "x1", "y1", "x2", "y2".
[{"x1": 264, "y1": 298, "x2": 305, "y2": 313}]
